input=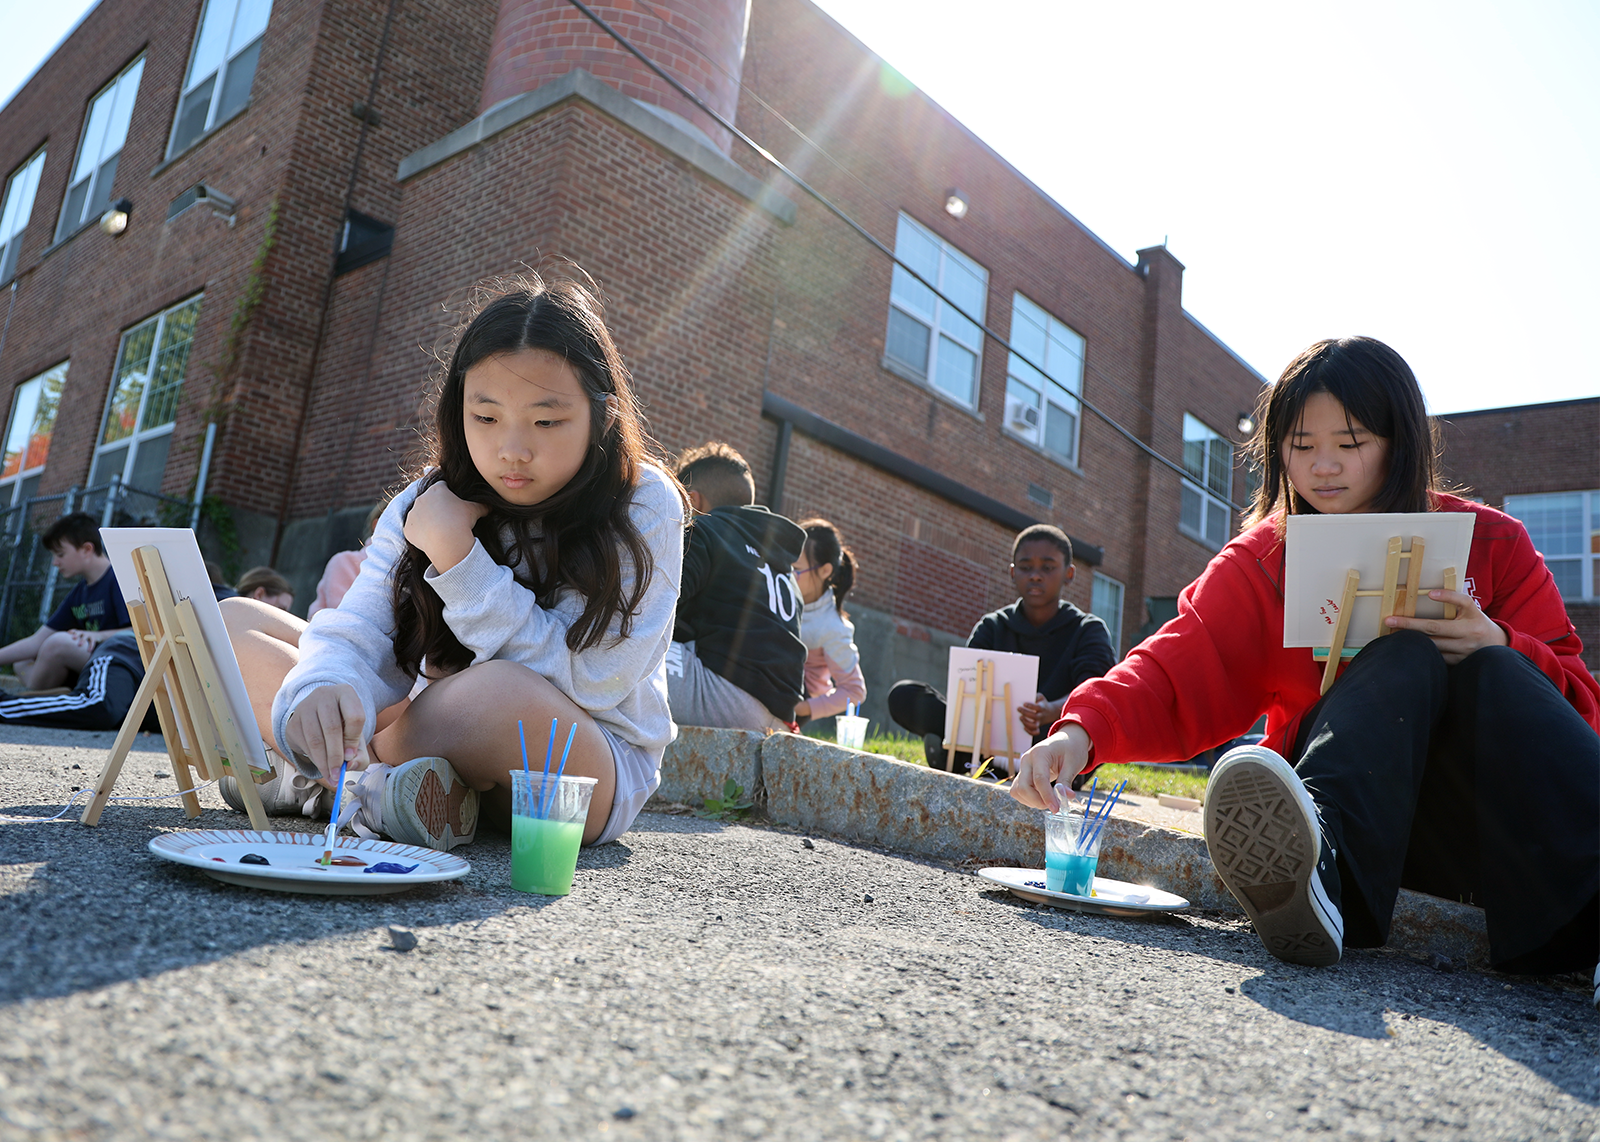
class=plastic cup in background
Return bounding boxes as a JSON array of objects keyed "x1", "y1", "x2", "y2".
[
  {"x1": 835, "y1": 714, "x2": 869, "y2": 751},
  {"x1": 1044, "y1": 805, "x2": 1101, "y2": 896},
  {"x1": 509, "y1": 770, "x2": 596, "y2": 895}
]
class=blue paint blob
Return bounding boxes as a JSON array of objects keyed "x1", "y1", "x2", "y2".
[
  {"x1": 239, "y1": 853, "x2": 270, "y2": 866},
  {"x1": 363, "y1": 862, "x2": 419, "y2": 875}
]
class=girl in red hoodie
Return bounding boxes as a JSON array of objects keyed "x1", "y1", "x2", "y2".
[{"x1": 1014, "y1": 337, "x2": 1598, "y2": 987}]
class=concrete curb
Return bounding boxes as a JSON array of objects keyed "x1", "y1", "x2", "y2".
[{"x1": 649, "y1": 727, "x2": 1490, "y2": 965}]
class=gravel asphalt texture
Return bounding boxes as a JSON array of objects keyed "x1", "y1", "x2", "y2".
[{"x1": 1, "y1": 725, "x2": 1596, "y2": 1141}]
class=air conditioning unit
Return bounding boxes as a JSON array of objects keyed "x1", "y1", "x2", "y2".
[{"x1": 1006, "y1": 398, "x2": 1041, "y2": 432}]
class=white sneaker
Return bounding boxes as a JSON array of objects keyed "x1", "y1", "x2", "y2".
[
  {"x1": 220, "y1": 748, "x2": 332, "y2": 819},
  {"x1": 1205, "y1": 744, "x2": 1344, "y2": 967},
  {"x1": 342, "y1": 757, "x2": 477, "y2": 852}
]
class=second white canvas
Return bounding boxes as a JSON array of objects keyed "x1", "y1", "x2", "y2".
[
  {"x1": 941, "y1": 647, "x2": 1039, "y2": 756},
  {"x1": 1283, "y1": 512, "x2": 1475, "y2": 649}
]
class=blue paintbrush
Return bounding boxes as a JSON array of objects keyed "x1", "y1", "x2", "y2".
[{"x1": 319, "y1": 760, "x2": 350, "y2": 865}]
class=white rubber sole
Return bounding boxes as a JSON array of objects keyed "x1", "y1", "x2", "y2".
[{"x1": 1205, "y1": 745, "x2": 1343, "y2": 967}]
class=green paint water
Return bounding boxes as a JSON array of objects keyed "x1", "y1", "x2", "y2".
[{"x1": 511, "y1": 815, "x2": 585, "y2": 895}]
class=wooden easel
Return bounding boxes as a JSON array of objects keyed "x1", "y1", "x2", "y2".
[
  {"x1": 1315, "y1": 534, "x2": 1458, "y2": 695},
  {"x1": 942, "y1": 657, "x2": 1020, "y2": 773},
  {"x1": 81, "y1": 545, "x2": 270, "y2": 829}
]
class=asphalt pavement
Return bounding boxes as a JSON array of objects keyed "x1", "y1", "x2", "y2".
[{"x1": 1, "y1": 726, "x2": 1596, "y2": 1141}]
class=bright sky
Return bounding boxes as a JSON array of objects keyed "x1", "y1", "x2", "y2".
[{"x1": 7, "y1": 1, "x2": 1597, "y2": 415}]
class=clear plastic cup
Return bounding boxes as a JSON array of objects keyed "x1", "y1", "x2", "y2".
[
  {"x1": 835, "y1": 714, "x2": 869, "y2": 751},
  {"x1": 509, "y1": 770, "x2": 597, "y2": 895},
  {"x1": 1044, "y1": 804, "x2": 1102, "y2": 897}
]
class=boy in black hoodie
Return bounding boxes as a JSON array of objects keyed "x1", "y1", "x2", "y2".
[
  {"x1": 888, "y1": 524, "x2": 1116, "y2": 773},
  {"x1": 667, "y1": 443, "x2": 807, "y2": 732}
]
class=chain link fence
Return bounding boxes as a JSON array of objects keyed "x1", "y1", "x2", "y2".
[{"x1": 0, "y1": 476, "x2": 198, "y2": 643}]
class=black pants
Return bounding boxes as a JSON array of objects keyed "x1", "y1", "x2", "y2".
[
  {"x1": 1292, "y1": 630, "x2": 1598, "y2": 972},
  {"x1": 0, "y1": 654, "x2": 150, "y2": 732}
]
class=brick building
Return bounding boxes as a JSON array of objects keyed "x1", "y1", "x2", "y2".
[
  {"x1": 1436, "y1": 397, "x2": 1600, "y2": 672},
  {"x1": 0, "y1": 0, "x2": 1270, "y2": 726}
]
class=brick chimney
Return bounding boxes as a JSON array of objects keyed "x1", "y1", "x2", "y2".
[{"x1": 480, "y1": 0, "x2": 750, "y2": 153}]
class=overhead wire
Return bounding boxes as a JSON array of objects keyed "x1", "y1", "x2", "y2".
[{"x1": 563, "y1": 0, "x2": 1247, "y2": 514}]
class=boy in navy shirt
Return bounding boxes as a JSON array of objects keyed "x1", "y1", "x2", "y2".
[{"x1": 0, "y1": 513, "x2": 131, "y2": 690}]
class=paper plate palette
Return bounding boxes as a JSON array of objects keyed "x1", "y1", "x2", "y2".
[
  {"x1": 978, "y1": 867, "x2": 1189, "y2": 917},
  {"x1": 149, "y1": 830, "x2": 471, "y2": 896}
]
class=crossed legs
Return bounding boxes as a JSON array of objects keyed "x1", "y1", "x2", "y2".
[{"x1": 220, "y1": 597, "x2": 617, "y2": 843}]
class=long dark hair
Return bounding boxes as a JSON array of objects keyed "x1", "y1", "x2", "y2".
[
  {"x1": 392, "y1": 272, "x2": 678, "y2": 678},
  {"x1": 1246, "y1": 336, "x2": 1439, "y2": 525},
  {"x1": 797, "y1": 518, "x2": 856, "y2": 617}
]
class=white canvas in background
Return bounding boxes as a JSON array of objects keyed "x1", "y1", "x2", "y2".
[
  {"x1": 941, "y1": 647, "x2": 1038, "y2": 757},
  {"x1": 1283, "y1": 512, "x2": 1475, "y2": 649},
  {"x1": 99, "y1": 528, "x2": 272, "y2": 778}
]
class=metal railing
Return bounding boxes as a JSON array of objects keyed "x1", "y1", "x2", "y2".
[{"x1": 0, "y1": 476, "x2": 196, "y2": 643}]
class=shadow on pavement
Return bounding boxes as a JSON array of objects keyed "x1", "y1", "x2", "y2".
[
  {"x1": 984, "y1": 886, "x2": 1598, "y2": 1103},
  {"x1": 0, "y1": 802, "x2": 640, "y2": 1008}
]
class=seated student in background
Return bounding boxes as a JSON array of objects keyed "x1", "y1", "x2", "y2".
[
  {"x1": 888, "y1": 524, "x2": 1115, "y2": 773},
  {"x1": 0, "y1": 513, "x2": 132, "y2": 690},
  {"x1": 793, "y1": 518, "x2": 865, "y2": 724},
  {"x1": 308, "y1": 502, "x2": 385, "y2": 617},
  {"x1": 235, "y1": 566, "x2": 295, "y2": 612},
  {"x1": 668, "y1": 443, "x2": 806, "y2": 733}
]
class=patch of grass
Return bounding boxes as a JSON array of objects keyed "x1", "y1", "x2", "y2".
[
  {"x1": 696, "y1": 778, "x2": 754, "y2": 821},
  {"x1": 1091, "y1": 764, "x2": 1208, "y2": 802}
]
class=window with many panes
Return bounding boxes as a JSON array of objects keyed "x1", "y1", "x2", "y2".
[
  {"x1": 0, "y1": 149, "x2": 46, "y2": 283},
  {"x1": 57, "y1": 57, "x2": 144, "y2": 242},
  {"x1": 1005, "y1": 293, "x2": 1085, "y2": 465},
  {"x1": 883, "y1": 212, "x2": 987, "y2": 408},
  {"x1": 1180, "y1": 413, "x2": 1233, "y2": 547},
  {"x1": 1091, "y1": 571, "x2": 1125, "y2": 657},
  {"x1": 0, "y1": 362, "x2": 66, "y2": 511},
  {"x1": 91, "y1": 296, "x2": 203, "y2": 496},
  {"x1": 1504, "y1": 489, "x2": 1599, "y2": 601},
  {"x1": 170, "y1": 0, "x2": 273, "y2": 156}
]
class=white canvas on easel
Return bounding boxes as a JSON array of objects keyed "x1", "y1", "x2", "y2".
[
  {"x1": 940, "y1": 647, "x2": 1038, "y2": 766},
  {"x1": 1284, "y1": 512, "x2": 1475, "y2": 649},
  {"x1": 82, "y1": 528, "x2": 274, "y2": 828}
]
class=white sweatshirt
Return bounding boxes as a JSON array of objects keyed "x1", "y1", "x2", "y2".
[{"x1": 272, "y1": 464, "x2": 684, "y2": 770}]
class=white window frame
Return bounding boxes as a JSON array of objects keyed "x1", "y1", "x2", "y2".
[
  {"x1": 1503, "y1": 489, "x2": 1599, "y2": 602},
  {"x1": 56, "y1": 57, "x2": 145, "y2": 242},
  {"x1": 1004, "y1": 292, "x2": 1085, "y2": 466},
  {"x1": 1091, "y1": 571, "x2": 1125, "y2": 657},
  {"x1": 0, "y1": 148, "x2": 46, "y2": 283},
  {"x1": 168, "y1": 0, "x2": 273, "y2": 157},
  {"x1": 0, "y1": 361, "x2": 66, "y2": 511},
  {"x1": 92, "y1": 295, "x2": 204, "y2": 496},
  {"x1": 1179, "y1": 413, "x2": 1234, "y2": 548},
  {"x1": 883, "y1": 212, "x2": 988, "y2": 409}
]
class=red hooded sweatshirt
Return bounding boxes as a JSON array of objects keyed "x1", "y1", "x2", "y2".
[{"x1": 1058, "y1": 494, "x2": 1600, "y2": 770}]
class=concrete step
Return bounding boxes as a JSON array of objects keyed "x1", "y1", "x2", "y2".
[{"x1": 650, "y1": 726, "x2": 1490, "y2": 967}]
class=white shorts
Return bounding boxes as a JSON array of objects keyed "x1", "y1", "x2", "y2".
[{"x1": 593, "y1": 723, "x2": 662, "y2": 846}]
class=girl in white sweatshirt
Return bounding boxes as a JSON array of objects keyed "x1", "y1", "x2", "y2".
[
  {"x1": 793, "y1": 518, "x2": 865, "y2": 723},
  {"x1": 223, "y1": 274, "x2": 686, "y2": 849}
]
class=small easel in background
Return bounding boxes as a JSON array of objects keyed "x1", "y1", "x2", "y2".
[
  {"x1": 81, "y1": 545, "x2": 271, "y2": 829},
  {"x1": 943, "y1": 657, "x2": 1020, "y2": 774},
  {"x1": 1314, "y1": 534, "x2": 1458, "y2": 695}
]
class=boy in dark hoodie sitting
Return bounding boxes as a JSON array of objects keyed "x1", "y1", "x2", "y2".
[
  {"x1": 888, "y1": 524, "x2": 1116, "y2": 773},
  {"x1": 667, "y1": 443, "x2": 807, "y2": 732}
]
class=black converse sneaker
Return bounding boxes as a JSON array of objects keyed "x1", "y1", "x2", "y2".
[{"x1": 1205, "y1": 744, "x2": 1344, "y2": 967}]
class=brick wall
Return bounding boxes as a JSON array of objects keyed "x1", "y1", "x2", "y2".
[
  {"x1": 736, "y1": 0, "x2": 1264, "y2": 641},
  {"x1": 480, "y1": 0, "x2": 749, "y2": 152},
  {"x1": 1436, "y1": 398, "x2": 1600, "y2": 507}
]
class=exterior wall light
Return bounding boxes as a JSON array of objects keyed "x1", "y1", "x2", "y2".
[
  {"x1": 1237, "y1": 412, "x2": 1256, "y2": 435},
  {"x1": 99, "y1": 198, "x2": 133, "y2": 236},
  {"x1": 944, "y1": 189, "x2": 969, "y2": 219}
]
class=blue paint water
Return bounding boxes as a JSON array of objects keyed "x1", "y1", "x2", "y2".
[{"x1": 1045, "y1": 851, "x2": 1097, "y2": 897}]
